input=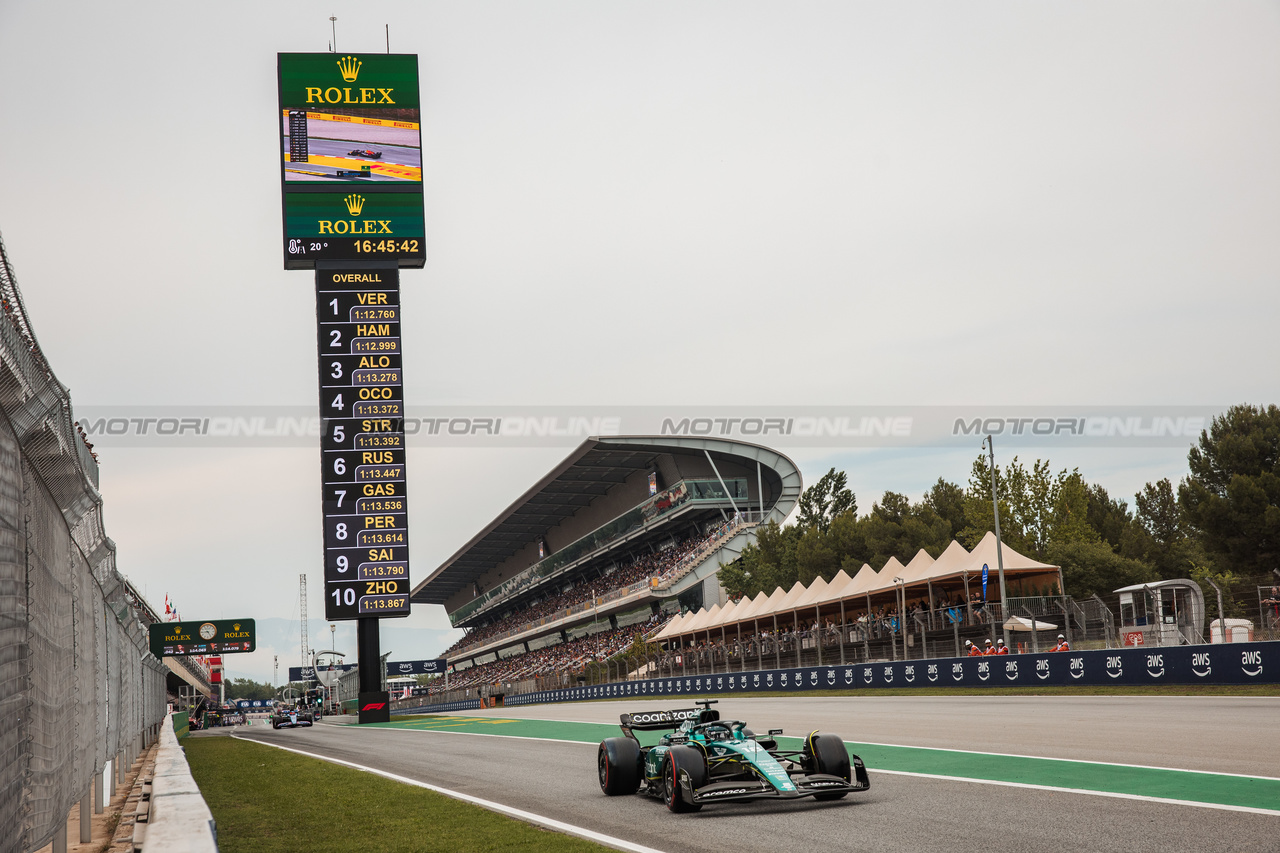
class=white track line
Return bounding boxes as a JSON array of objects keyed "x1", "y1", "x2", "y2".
[
  {"x1": 233, "y1": 734, "x2": 668, "y2": 853},
  {"x1": 871, "y1": 769, "x2": 1280, "y2": 816}
]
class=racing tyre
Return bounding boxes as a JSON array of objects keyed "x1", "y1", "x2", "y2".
[
  {"x1": 663, "y1": 745, "x2": 707, "y2": 813},
  {"x1": 598, "y1": 737, "x2": 642, "y2": 795},
  {"x1": 805, "y1": 732, "x2": 851, "y2": 800}
]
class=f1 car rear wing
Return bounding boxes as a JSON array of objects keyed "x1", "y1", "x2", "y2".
[{"x1": 620, "y1": 708, "x2": 702, "y2": 732}]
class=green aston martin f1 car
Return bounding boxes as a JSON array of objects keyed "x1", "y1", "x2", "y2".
[{"x1": 598, "y1": 700, "x2": 869, "y2": 812}]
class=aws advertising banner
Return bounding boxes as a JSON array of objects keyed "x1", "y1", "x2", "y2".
[
  {"x1": 501, "y1": 641, "x2": 1278, "y2": 708},
  {"x1": 288, "y1": 663, "x2": 357, "y2": 683},
  {"x1": 386, "y1": 658, "x2": 447, "y2": 676}
]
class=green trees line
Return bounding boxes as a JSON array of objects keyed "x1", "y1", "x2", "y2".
[{"x1": 719, "y1": 404, "x2": 1280, "y2": 616}]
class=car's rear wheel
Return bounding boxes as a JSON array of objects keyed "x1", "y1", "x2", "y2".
[
  {"x1": 663, "y1": 745, "x2": 706, "y2": 813},
  {"x1": 598, "y1": 737, "x2": 642, "y2": 795},
  {"x1": 805, "y1": 732, "x2": 851, "y2": 800}
]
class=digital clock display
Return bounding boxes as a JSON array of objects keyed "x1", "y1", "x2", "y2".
[
  {"x1": 148, "y1": 619, "x2": 257, "y2": 658},
  {"x1": 316, "y1": 266, "x2": 411, "y2": 621},
  {"x1": 283, "y1": 189, "x2": 424, "y2": 269}
]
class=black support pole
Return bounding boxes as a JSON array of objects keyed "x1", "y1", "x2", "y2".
[{"x1": 358, "y1": 617, "x2": 381, "y2": 693}]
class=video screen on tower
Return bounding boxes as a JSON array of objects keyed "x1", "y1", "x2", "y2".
[{"x1": 278, "y1": 53, "x2": 425, "y2": 269}]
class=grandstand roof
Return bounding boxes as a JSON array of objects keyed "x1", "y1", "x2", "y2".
[{"x1": 411, "y1": 435, "x2": 802, "y2": 610}]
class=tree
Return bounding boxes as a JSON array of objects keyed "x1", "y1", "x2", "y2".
[
  {"x1": 1050, "y1": 471, "x2": 1099, "y2": 548},
  {"x1": 795, "y1": 468, "x2": 856, "y2": 534},
  {"x1": 923, "y1": 478, "x2": 967, "y2": 539},
  {"x1": 961, "y1": 455, "x2": 1100, "y2": 559},
  {"x1": 861, "y1": 491, "x2": 950, "y2": 566},
  {"x1": 1049, "y1": 540, "x2": 1158, "y2": 600},
  {"x1": 226, "y1": 677, "x2": 276, "y2": 701},
  {"x1": 718, "y1": 520, "x2": 800, "y2": 598},
  {"x1": 1136, "y1": 478, "x2": 1183, "y2": 545},
  {"x1": 960, "y1": 455, "x2": 1034, "y2": 555},
  {"x1": 1125, "y1": 477, "x2": 1207, "y2": 578},
  {"x1": 1085, "y1": 483, "x2": 1134, "y2": 553},
  {"x1": 795, "y1": 526, "x2": 839, "y2": 586},
  {"x1": 1178, "y1": 404, "x2": 1280, "y2": 576}
]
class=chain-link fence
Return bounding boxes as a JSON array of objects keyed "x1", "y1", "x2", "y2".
[{"x1": 0, "y1": 231, "x2": 167, "y2": 853}]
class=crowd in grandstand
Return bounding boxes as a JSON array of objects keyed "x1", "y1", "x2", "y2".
[
  {"x1": 430, "y1": 612, "x2": 671, "y2": 696},
  {"x1": 442, "y1": 521, "x2": 743, "y2": 657}
]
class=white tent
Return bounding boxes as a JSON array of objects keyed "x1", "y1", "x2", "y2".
[{"x1": 1003, "y1": 615, "x2": 1057, "y2": 632}]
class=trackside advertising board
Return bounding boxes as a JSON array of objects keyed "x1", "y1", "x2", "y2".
[
  {"x1": 386, "y1": 658, "x2": 446, "y2": 676},
  {"x1": 148, "y1": 619, "x2": 256, "y2": 657},
  {"x1": 289, "y1": 664, "x2": 358, "y2": 682},
  {"x1": 278, "y1": 53, "x2": 425, "y2": 269},
  {"x1": 400, "y1": 642, "x2": 1279, "y2": 713}
]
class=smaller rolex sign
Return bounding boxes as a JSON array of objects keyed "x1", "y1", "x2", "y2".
[
  {"x1": 278, "y1": 53, "x2": 425, "y2": 270},
  {"x1": 148, "y1": 619, "x2": 257, "y2": 658}
]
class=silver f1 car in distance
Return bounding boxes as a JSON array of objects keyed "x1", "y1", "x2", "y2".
[
  {"x1": 270, "y1": 706, "x2": 314, "y2": 729},
  {"x1": 598, "y1": 700, "x2": 869, "y2": 812}
]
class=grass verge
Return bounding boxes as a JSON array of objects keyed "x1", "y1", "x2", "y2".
[{"x1": 183, "y1": 737, "x2": 617, "y2": 853}]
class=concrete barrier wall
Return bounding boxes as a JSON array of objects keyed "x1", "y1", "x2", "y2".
[{"x1": 144, "y1": 714, "x2": 218, "y2": 853}]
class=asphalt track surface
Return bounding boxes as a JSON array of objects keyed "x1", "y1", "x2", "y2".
[
  {"x1": 300, "y1": 137, "x2": 422, "y2": 169},
  {"x1": 236, "y1": 696, "x2": 1279, "y2": 853}
]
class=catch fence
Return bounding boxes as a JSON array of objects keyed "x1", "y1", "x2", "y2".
[{"x1": 0, "y1": 231, "x2": 167, "y2": 853}]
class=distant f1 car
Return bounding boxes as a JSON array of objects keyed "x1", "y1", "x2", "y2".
[
  {"x1": 348, "y1": 149, "x2": 383, "y2": 159},
  {"x1": 598, "y1": 700, "x2": 869, "y2": 812},
  {"x1": 270, "y1": 706, "x2": 314, "y2": 729}
]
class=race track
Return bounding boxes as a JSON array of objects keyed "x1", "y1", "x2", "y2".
[{"x1": 234, "y1": 696, "x2": 1279, "y2": 853}]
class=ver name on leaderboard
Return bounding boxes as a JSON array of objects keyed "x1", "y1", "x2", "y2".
[{"x1": 317, "y1": 268, "x2": 411, "y2": 620}]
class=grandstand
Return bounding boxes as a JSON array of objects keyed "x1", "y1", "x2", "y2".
[{"x1": 409, "y1": 436, "x2": 801, "y2": 696}]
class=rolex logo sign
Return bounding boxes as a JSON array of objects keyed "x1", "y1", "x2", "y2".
[
  {"x1": 303, "y1": 54, "x2": 396, "y2": 105},
  {"x1": 319, "y1": 195, "x2": 392, "y2": 235},
  {"x1": 336, "y1": 55, "x2": 361, "y2": 82}
]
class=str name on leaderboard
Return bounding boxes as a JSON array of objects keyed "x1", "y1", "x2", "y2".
[{"x1": 316, "y1": 268, "x2": 411, "y2": 620}]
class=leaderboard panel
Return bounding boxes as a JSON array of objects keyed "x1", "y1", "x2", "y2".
[{"x1": 316, "y1": 267, "x2": 411, "y2": 621}]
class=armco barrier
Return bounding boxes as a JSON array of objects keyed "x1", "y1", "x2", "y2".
[{"x1": 489, "y1": 641, "x2": 1279, "y2": 708}]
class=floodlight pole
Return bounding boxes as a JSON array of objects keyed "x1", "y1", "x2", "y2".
[
  {"x1": 893, "y1": 577, "x2": 906, "y2": 660},
  {"x1": 330, "y1": 17, "x2": 338, "y2": 52},
  {"x1": 982, "y1": 435, "x2": 1011, "y2": 649}
]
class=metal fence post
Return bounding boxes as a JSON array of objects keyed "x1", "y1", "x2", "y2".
[{"x1": 80, "y1": 787, "x2": 92, "y2": 843}]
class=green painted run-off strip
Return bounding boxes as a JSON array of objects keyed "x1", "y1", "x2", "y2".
[{"x1": 369, "y1": 715, "x2": 1280, "y2": 813}]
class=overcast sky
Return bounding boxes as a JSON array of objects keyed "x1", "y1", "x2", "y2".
[{"x1": 1, "y1": 2, "x2": 1276, "y2": 686}]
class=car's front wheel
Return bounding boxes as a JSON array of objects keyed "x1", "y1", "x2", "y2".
[
  {"x1": 805, "y1": 732, "x2": 851, "y2": 800},
  {"x1": 663, "y1": 745, "x2": 707, "y2": 813}
]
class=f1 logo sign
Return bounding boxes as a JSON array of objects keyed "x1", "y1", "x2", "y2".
[{"x1": 361, "y1": 702, "x2": 387, "y2": 711}]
